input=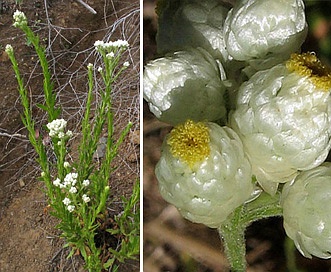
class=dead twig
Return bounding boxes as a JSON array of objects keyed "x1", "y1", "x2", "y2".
[
  {"x1": 144, "y1": 219, "x2": 229, "y2": 271},
  {"x1": 75, "y1": 0, "x2": 97, "y2": 14}
]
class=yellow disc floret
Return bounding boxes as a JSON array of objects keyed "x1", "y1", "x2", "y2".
[
  {"x1": 286, "y1": 52, "x2": 331, "y2": 91},
  {"x1": 167, "y1": 120, "x2": 210, "y2": 168}
]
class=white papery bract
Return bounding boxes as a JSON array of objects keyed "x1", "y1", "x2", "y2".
[
  {"x1": 143, "y1": 48, "x2": 227, "y2": 125},
  {"x1": 156, "y1": 0, "x2": 229, "y2": 61},
  {"x1": 282, "y1": 163, "x2": 331, "y2": 259},
  {"x1": 230, "y1": 59, "x2": 331, "y2": 195},
  {"x1": 156, "y1": 121, "x2": 253, "y2": 228},
  {"x1": 224, "y1": 0, "x2": 307, "y2": 67}
]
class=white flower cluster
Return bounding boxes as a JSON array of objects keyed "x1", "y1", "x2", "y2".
[
  {"x1": 146, "y1": 0, "x2": 331, "y2": 259},
  {"x1": 53, "y1": 172, "x2": 78, "y2": 189},
  {"x1": 53, "y1": 173, "x2": 91, "y2": 212},
  {"x1": 46, "y1": 119, "x2": 72, "y2": 139},
  {"x1": 5, "y1": 44, "x2": 13, "y2": 54},
  {"x1": 94, "y1": 39, "x2": 129, "y2": 51},
  {"x1": 13, "y1": 10, "x2": 27, "y2": 27},
  {"x1": 62, "y1": 197, "x2": 75, "y2": 212}
]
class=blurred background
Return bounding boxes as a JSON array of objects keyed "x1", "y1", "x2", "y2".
[{"x1": 143, "y1": 1, "x2": 331, "y2": 271}]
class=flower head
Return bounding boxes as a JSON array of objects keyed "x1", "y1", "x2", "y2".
[
  {"x1": 82, "y1": 179, "x2": 90, "y2": 187},
  {"x1": 62, "y1": 197, "x2": 71, "y2": 206},
  {"x1": 69, "y1": 186, "x2": 77, "y2": 194},
  {"x1": 123, "y1": 61, "x2": 130, "y2": 67},
  {"x1": 64, "y1": 172, "x2": 78, "y2": 187},
  {"x1": 5, "y1": 44, "x2": 13, "y2": 54},
  {"x1": 224, "y1": 0, "x2": 307, "y2": 64},
  {"x1": 13, "y1": 10, "x2": 27, "y2": 27},
  {"x1": 282, "y1": 163, "x2": 331, "y2": 259},
  {"x1": 67, "y1": 205, "x2": 75, "y2": 213},
  {"x1": 144, "y1": 48, "x2": 227, "y2": 125},
  {"x1": 47, "y1": 119, "x2": 67, "y2": 138},
  {"x1": 230, "y1": 53, "x2": 331, "y2": 194},
  {"x1": 156, "y1": 0, "x2": 229, "y2": 60},
  {"x1": 82, "y1": 194, "x2": 90, "y2": 203},
  {"x1": 156, "y1": 121, "x2": 253, "y2": 228},
  {"x1": 53, "y1": 178, "x2": 61, "y2": 187}
]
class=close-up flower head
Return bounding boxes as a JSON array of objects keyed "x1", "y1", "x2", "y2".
[
  {"x1": 156, "y1": 120, "x2": 254, "y2": 228},
  {"x1": 282, "y1": 163, "x2": 331, "y2": 259},
  {"x1": 143, "y1": 47, "x2": 227, "y2": 125},
  {"x1": 224, "y1": 0, "x2": 307, "y2": 66},
  {"x1": 230, "y1": 52, "x2": 331, "y2": 194}
]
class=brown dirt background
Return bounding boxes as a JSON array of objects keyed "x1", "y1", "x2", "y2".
[
  {"x1": 143, "y1": 1, "x2": 331, "y2": 271},
  {"x1": 0, "y1": 0, "x2": 139, "y2": 271}
]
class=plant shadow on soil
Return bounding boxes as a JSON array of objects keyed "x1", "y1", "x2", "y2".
[{"x1": 0, "y1": 0, "x2": 140, "y2": 271}]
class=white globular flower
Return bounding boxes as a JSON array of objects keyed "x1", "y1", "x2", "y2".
[
  {"x1": 5, "y1": 44, "x2": 13, "y2": 54},
  {"x1": 144, "y1": 48, "x2": 227, "y2": 125},
  {"x1": 223, "y1": 0, "x2": 307, "y2": 68},
  {"x1": 123, "y1": 61, "x2": 130, "y2": 67},
  {"x1": 82, "y1": 194, "x2": 91, "y2": 203},
  {"x1": 69, "y1": 186, "x2": 77, "y2": 194},
  {"x1": 63, "y1": 161, "x2": 70, "y2": 168},
  {"x1": 53, "y1": 178, "x2": 61, "y2": 187},
  {"x1": 230, "y1": 53, "x2": 331, "y2": 195},
  {"x1": 67, "y1": 205, "x2": 75, "y2": 213},
  {"x1": 156, "y1": 0, "x2": 229, "y2": 61},
  {"x1": 13, "y1": 10, "x2": 28, "y2": 27},
  {"x1": 62, "y1": 197, "x2": 71, "y2": 206},
  {"x1": 281, "y1": 163, "x2": 331, "y2": 259},
  {"x1": 156, "y1": 120, "x2": 254, "y2": 228},
  {"x1": 87, "y1": 63, "x2": 93, "y2": 69},
  {"x1": 47, "y1": 119, "x2": 67, "y2": 138},
  {"x1": 97, "y1": 66, "x2": 103, "y2": 73},
  {"x1": 82, "y1": 179, "x2": 90, "y2": 187}
]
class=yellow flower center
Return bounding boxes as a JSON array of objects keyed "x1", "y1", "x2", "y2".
[
  {"x1": 286, "y1": 52, "x2": 331, "y2": 91},
  {"x1": 167, "y1": 120, "x2": 210, "y2": 168}
]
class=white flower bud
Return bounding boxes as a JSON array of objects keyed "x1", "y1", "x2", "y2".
[
  {"x1": 230, "y1": 53, "x2": 331, "y2": 194},
  {"x1": 282, "y1": 163, "x2": 331, "y2": 259},
  {"x1": 156, "y1": 120, "x2": 253, "y2": 228},
  {"x1": 144, "y1": 48, "x2": 227, "y2": 125},
  {"x1": 156, "y1": 0, "x2": 229, "y2": 60},
  {"x1": 224, "y1": 0, "x2": 307, "y2": 64}
]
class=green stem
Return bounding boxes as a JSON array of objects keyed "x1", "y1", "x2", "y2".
[
  {"x1": 219, "y1": 206, "x2": 247, "y2": 272},
  {"x1": 218, "y1": 191, "x2": 283, "y2": 271}
]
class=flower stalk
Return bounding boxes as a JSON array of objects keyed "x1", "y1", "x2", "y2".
[{"x1": 219, "y1": 192, "x2": 283, "y2": 271}]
